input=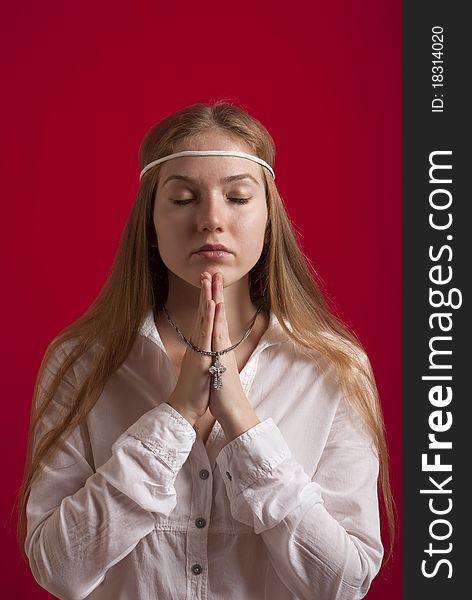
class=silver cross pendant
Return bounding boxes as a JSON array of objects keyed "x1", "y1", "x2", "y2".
[{"x1": 208, "y1": 353, "x2": 227, "y2": 390}]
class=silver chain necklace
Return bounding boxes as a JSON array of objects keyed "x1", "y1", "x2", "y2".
[{"x1": 161, "y1": 304, "x2": 263, "y2": 390}]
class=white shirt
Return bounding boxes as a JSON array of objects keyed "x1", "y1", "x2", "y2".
[{"x1": 25, "y1": 308, "x2": 383, "y2": 600}]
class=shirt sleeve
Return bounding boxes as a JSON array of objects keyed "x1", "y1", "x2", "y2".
[
  {"x1": 25, "y1": 345, "x2": 196, "y2": 600},
  {"x1": 214, "y1": 398, "x2": 384, "y2": 600}
]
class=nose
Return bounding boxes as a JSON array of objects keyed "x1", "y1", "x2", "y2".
[{"x1": 196, "y1": 194, "x2": 226, "y2": 232}]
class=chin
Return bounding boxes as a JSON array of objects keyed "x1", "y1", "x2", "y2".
[
  {"x1": 169, "y1": 264, "x2": 249, "y2": 288},
  {"x1": 193, "y1": 268, "x2": 238, "y2": 287}
]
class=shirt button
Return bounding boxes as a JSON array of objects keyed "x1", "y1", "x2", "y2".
[
  {"x1": 191, "y1": 563, "x2": 203, "y2": 575},
  {"x1": 225, "y1": 471, "x2": 232, "y2": 481},
  {"x1": 195, "y1": 517, "x2": 206, "y2": 528},
  {"x1": 199, "y1": 469, "x2": 210, "y2": 480}
]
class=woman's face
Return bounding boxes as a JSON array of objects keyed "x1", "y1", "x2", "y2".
[{"x1": 153, "y1": 129, "x2": 268, "y2": 289}]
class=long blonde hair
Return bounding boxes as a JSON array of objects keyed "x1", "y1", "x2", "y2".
[{"x1": 16, "y1": 100, "x2": 395, "y2": 564}]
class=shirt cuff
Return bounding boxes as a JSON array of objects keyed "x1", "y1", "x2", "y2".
[
  {"x1": 96, "y1": 402, "x2": 197, "y2": 513},
  {"x1": 215, "y1": 418, "x2": 323, "y2": 533},
  {"x1": 126, "y1": 402, "x2": 196, "y2": 471},
  {"x1": 215, "y1": 418, "x2": 292, "y2": 498}
]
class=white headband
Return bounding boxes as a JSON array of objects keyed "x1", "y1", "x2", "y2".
[{"x1": 139, "y1": 150, "x2": 275, "y2": 182}]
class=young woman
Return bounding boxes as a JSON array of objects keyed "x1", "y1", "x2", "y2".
[{"x1": 17, "y1": 101, "x2": 394, "y2": 599}]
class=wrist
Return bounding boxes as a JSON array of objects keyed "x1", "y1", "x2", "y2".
[
  {"x1": 218, "y1": 404, "x2": 261, "y2": 443},
  {"x1": 166, "y1": 400, "x2": 198, "y2": 427}
]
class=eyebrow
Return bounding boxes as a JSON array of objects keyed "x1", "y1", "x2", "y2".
[{"x1": 162, "y1": 173, "x2": 261, "y2": 187}]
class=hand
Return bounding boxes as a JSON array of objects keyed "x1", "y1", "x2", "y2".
[
  {"x1": 168, "y1": 270, "x2": 261, "y2": 441},
  {"x1": 206, "y1": 272, "x2": 261, "y2": 441},
  {"x1": 166, "y1": 271, "x2": 216, "y2": 425}
]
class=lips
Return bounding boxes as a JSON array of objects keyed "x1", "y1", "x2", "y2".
[{"x1": 194, "y1": 244, "x2": 232, "y2": 253}]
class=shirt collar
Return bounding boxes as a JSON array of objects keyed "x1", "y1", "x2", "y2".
[{"x1": 138, "y1": 306, "x2": 291, "y2": 355}]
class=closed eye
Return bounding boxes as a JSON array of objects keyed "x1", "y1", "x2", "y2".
[
  {"x1": 172, "y1": 197, "x2": 251, "y2": 205},
  {"x1": 229, "y1": 197, "x2": 251, "y2": 204},
  {"x1": 172, "y1": 199, "x2": 194, "y2": 205}
]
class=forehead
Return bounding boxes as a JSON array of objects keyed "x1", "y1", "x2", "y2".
[{"x1": 158, "y1": 130, "x2": 263, "y2": 186}]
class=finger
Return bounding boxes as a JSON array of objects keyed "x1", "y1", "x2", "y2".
[
  {"x1": 212, "y1": 287, "x2": 230, "y2": 353},
  {"x1": 216, "y1": 272, "x2": 228, "y2": 343},
  {"x1": 190, "y1": 272, "x2": 214, "y2": 354},
  {"x1": 200, "y1": 274, "x2": 215, "y2": 352},
  {"x1": 212, "y1": 272, "x2": 224, "y2": 305},
  {"x1": 194, "y1": 272, "x2": 205, "y2": 331},
  {"x1": 197, "y1": 272, "x2": 204, "y2": 311},
  {"x1": 201, "y1": 271, "x2": 211, "y2": 287}
]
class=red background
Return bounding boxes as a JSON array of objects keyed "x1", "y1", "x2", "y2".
[{"x1": 2, "y1": 1, "x2": 401, "y2": 597}]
